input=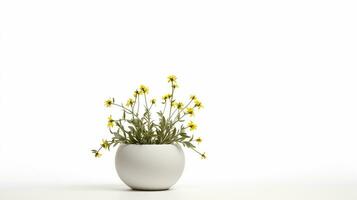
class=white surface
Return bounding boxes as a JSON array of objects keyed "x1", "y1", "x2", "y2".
[
  {"x1": 1, "y1": 182, "x2": 357, "y2": 200},
  {"x1": 1, "y1": 0, "x2": 357, "y2": 197}
]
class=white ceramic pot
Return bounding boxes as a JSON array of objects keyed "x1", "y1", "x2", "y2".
[{"x1": 115, "y1": 144, "x2": 185, "y2": 190}]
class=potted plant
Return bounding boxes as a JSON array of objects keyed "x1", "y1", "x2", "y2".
[{"x1": 92, "y1": 75, "x2": 206, "y2": 190}]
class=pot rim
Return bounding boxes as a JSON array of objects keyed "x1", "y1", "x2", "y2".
[
  {"x1": 120, "y1": 143, "x2": 181, "y2": 147},
  {"x1": 120, "y1": 143, "x2": 180, "y2": 146}
]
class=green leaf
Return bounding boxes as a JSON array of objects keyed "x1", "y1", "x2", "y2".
[{"x1": 183, "y1": 141, "x2": 196, "y2": 148}]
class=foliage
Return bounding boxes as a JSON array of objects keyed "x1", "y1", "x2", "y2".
[{"x1": 92, "y1": 75, "x2": 206, "y2": 159}]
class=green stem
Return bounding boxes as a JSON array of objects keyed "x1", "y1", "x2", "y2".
[
  {"x1": 169, "y1": 108, "x2": 178, "y2": 119},
  {"x1": 175, "y1": 99, "x2": 193, "y2": 119},
  {"x1": 191, "y1": 147, "x2": 203, "y2": 156},
  {"x1": 119, "y1": 121, "x2": 127, "y2": 140},
  {"x1": 132, "y1": 96, "x2": 137, "y2": 119},
  {"x1": 168, "y1": 83, "x2": 175, "y2": 119},
  {"x1": 144, "y1": 94, "x2": 148, "y2": 109},
  {"x1": 144, "y1": 94, "x2": 151, "y2": 143},
  {"x1": 113, "y1": 103, "x2": 139, "y2": 118},
  {"x1": 163, "y1": 101, "x2": 167, "y2": 114},
  {"x1": 137, "y1": 95, "x2": 140, "y2": 115}
]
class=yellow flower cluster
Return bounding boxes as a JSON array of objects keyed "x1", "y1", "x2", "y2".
[
  {"x1": 190, "y1": 95, "x2": 197, "y2": 100},
  {"x1": 133, "y1": 89, "x2": 141, "y2": 97},
  {"x1": 126, "y1": 98, "x2": 134, "y2": 107},
  {"x1": 174, "y1": 102, "x2": 184, "y2": 110},
  {"x1": 187, "y1": 121, "x2": 197, "y2": 131},
  {"x1": 167, "y1": 75, "x2": 177, "y2": 83},
  {"x1": 107, "y1": 115, "x2": 115, "y2": 128},
  {"x1": 162, "y1": 93, "x2": 172, "y2": 101},
  {"x1": 186, "y1": 107, "x2": 195, "y2": 116},
  {"x1": 194, "y1": 99, "x2": 203, "y2": 109},
  {"x1": 101, "y1": 139, "x2": 110, "y2": 150},
  {"x1": 167, "y1": 75, "x2": 179, "y2": 88},
  {"x1": 95, "y1": 151, "x2": 102, "y2": 158},
  {"x1": 151, "y1": 99, "x2": 156, "y2": 104},
  {"x1": 132, "y1": 85, "x2": 150, "y2": 97},
  {"x1": 104, "y1": 98, "x2": 114, "y2": 107},
  {"x1": 195, "y1": 137, "x2": 202, "y2": 144},
  {"x1": 201, "y1": 152, "x2": 207, "y2": 159},
  {"x1": 139, "y1": 85, "x2": 149, "y2": 94},
  {"x1": 98, "y1": 74, "x2": 206, "y2": 160}
]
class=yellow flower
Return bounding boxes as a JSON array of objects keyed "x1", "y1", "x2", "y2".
[
  {"x1": 194, "y1": 99, "x2": 203, "y2": 109},
  {"x1": 190, "y1": 95, "x2": 197, "y2": 101},
  {"x1": 162, "y1": 94, "x2": 172, "y2": 101},
  {"x1": 172, "y1": 83, "x2": 179, "y2": 89},
  {"x1": 186, "y1": 107, "x2": 195, "y2": 116},
  {"x1": 133, "y1": 89, "x2": 142, "y2": 97},
  {"x1": 175, "y1": 102, "x2": 184, "y2": 110},
  {"x1": 201, "y1": 152, "x2": 207, "y2": 159},
  {"x1": 151, "y1": 98, "x2": 156, "y2": 104},
  {"x1": 107, "y1": 115, "x2": 115, "y2": 128},
  {"x1": 139, "y1": 85, "x2": 149, "y2": 94},
  {"x1": 101, "y1": 139, "x2": 110, "y2": 150},
  {"x1": 126, "y1": 98, "x2": 135, "y2": 107},
  {"x1": 167, "y1": 75, "x2": 177, "y2": 83},
  {"x1": 162, "y1": 95, "x2": 168, "y2": 101},
  {"x1": 187, "y1": 121, "x2": 197, "y2": 131},
  {"x1": 95, "y1": 152, "x2": 102, "y2": 158},
  {"x1": 195, "y1": 137, "x2": 202, "y2": 144},
  {"x1": 104, "y1": 98, "x2": 114, "y2": 107}
]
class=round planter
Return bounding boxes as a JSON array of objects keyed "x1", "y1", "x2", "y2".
[{"x1": 115, "y1": 144, "x2": 185, "y2": 190}]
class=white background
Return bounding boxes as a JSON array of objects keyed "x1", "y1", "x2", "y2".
[{"x1": 1, "y1": 0, "x2": 357, "y2": 188}]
